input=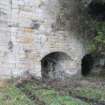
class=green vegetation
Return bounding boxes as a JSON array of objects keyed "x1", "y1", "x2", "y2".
[
  {"x1": 0, "y1": 82, "x2": 89, "y2": 105},
  {"x1": 0, "y1": 84, "x2": 35, "y2": 105},
  {"x1": 89, "y1": 22, "x2": 105, "y2": 54},
  {"x1": 70, "y1": 86, "x2": 105, "y2": 102},
  {"x1": 1, "y1": 79, "x2": 105, "y2": 105},
  {"x1": 20, "y1": 82, "x2": 89, "y2": 105}
]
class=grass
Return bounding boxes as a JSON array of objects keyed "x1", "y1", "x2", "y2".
[
  {"x1": 20, "y1": 81, "x2": 89, "y2": 105},
  {"x1": 0, "y1": 81, "x2": 89, "y2": 105},
  {"x1": 0, "y1": 78, "x2": 105, "y2": 105},
  {"x1": 0, "y1": 84, "x2": 35, "y2": 105},
  {"x1": 70, "y1": 86, "x2": 105, "y2": 102},
  {"x1": 65, "y1": 77, "x2": 105, "y2": 102}
]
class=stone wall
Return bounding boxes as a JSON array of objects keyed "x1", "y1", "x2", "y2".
[{"x1": 0, "y1": 0, "x2": 86, "y2": 79}]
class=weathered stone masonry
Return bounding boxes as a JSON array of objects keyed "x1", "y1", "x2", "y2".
[{"x1": 0, "y1": 0, "x2": 86, "y2": 79}]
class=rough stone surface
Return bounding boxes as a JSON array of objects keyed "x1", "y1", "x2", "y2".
[{"x1": 0, "y1": 0, "x2": 87, "y2": 79}]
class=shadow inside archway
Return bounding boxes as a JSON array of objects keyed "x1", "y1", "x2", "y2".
[
  {"x1": 81, "y1": 54, "x2": 94, "y2": 76},
  {"x1": 41, "y1": 52, "x2": 71, "y2": 81}
]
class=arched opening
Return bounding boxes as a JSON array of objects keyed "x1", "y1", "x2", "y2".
[
  {"x1": 81, "y1": 54, "x2": 94, "y2": 76},
  {"x1": 41, "y1": 52, "x2": 71, "y2": 81},
  {"x1": 88, "y1": 1, "x2": 105, "y2": 21}
]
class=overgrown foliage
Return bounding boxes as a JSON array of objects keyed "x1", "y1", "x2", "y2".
[{"x1": 89, "y1": 22, "x2": 105, "y2": 55}]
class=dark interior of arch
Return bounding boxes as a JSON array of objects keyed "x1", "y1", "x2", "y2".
[
  {"x1": 41, "y1": 52, "x2": 70, "y2": 81},
  {"x1": 88, "y1": 1, "x2": 105, "y2": 21},
  {"x1": 81, "y1": 54, "x2": 94, "y2": 76}
]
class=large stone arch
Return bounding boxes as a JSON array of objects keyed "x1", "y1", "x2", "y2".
[
  {"x1": 41, "y1": 51, "x2": 84, "y2": 81},
  {"x1": 41, "y1": 51, "x2": 71, "y2": 81}
]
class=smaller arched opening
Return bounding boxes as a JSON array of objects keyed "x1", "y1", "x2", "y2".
[
  {"x1": 88, "y1": 1, "x2": 105, "y2": 21},
  {"x1": 41, "y1": 52, "x2": 71, "y2": 81},
  {"x1": 81, "y1": 54, "x2": 94, "y2": 76}
]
